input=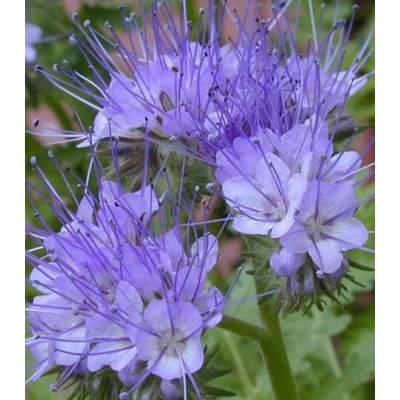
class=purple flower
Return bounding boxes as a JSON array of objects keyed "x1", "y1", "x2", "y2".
[
  {"x1": 35, "y1": 6, "x2": 239, "y2": 149},
  {"x1": 287, "y1": 55, "x2": 367, "y2": 116},
  {"x1": 221, "y1": 152, "x2": 307, "y2": 238},
  {"x1": 135, "y1": 300, "x2": 204, "y2": 380},
  {"x1": 270, "y1": 248, "x2": 305, "y2": 277},
  {"x1": 26, "y1": 0, "x2": 374, "y2": 394},
  {"x1": 85, "y1": 281, "x2": 143, "y2": 372},
  {"x1": 26, "y1": 163, "x2": 225, "y2": 396},
  {"x1": 280, "y1": 182, "x2": 368, "y2": 273}
]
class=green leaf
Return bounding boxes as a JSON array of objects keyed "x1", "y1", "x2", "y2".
[
  {"x1": 201, "y1": 386, "x2": 237, "y2": 398},
  {"x1": 306, "y1": 330, "x2": 374, "y2": 400}
]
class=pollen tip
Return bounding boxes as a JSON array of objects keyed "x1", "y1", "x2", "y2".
[
  {"x1": 50, "y1": 384, "x2": 58, "y2": 393},
  {"x1": 69, "y1": 35, "x2": 78, "y2": 45}
]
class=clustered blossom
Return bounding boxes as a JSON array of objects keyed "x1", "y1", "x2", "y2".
[
  {"x1": 216, "y1": 121, "x2": 368, "y2": 284},
  {"x1": 34, "y1": 2, "x2": 239, "y2": 149},
  {"x1": 27, "y1": 0, "x2": 373, "y2": 397},
  {"x1": 26, "y1": 173, "x2": 223, "y2": 397},
  {"x1": 209, "y1": 2, "x2": 372, "y2": 293}
]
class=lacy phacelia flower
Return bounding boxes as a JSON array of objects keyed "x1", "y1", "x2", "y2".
[
  {"x1": 196, "y1": 3, "x2": 372, "y2": 162},
  {"x1": 26, "y1": 171, "x2": 224, "y2": 397},
  {"x1": 215, "y1": 116, "x2": 370, "y2": 292},
  {"x1": 280, "y1": 182, "x2": 368, "y2": 274},
  {"x1": 34, "y1": 3, "x2": 238, "y2": 148},
  {"x1": 32, "y1": 1, "x2": 372, "y2": 165}
]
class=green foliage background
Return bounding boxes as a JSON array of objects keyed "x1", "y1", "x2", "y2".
[{"x1": 26, "y1": 0, "x2": 374, "y2": 398}]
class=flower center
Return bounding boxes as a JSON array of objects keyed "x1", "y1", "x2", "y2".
[
  {"x1": 269, "y1": 199, "x2": 287, "y2": 220},
  {"x1": 305, "y1": 217, "x2": 324, "y2": 240},
  {"x1": 159, "y1": 330, "x2": 184, "y2": 350}
]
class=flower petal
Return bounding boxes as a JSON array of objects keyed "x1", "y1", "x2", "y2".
[
  {"x1": 321, "y1": 217, "x2": 368, "y2": 250},
  {"x1": 308, "y1": 238, "x2": 343, "y2": 273}
]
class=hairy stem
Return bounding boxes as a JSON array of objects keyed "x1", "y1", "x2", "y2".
[
  {"x1": 255, "y1": 294, "x2": 299, "y2": 400},
  {"x1": 219, "y1": 315, "x2": 299, "y2": 400}
]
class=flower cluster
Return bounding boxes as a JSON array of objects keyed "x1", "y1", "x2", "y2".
[
  {"x1": 26, "y1": 168, "x2": 223, "y2": 397},
  {"x1": 26, "y1": 0, "x2": 373, "y2": 397},
  {"x1": 209, "y1": 3, "x2": 372, "y2": 295},
  {"x1": 216, "y1": 117, "x2": 369, "y2": 288},
  {"x1": 34, "y1": 2, "x2": 240, "y2": 150}
]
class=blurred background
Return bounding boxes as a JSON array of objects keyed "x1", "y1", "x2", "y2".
[{"x1": 26, "y1": 0, "x2": 374, "y2": 399}]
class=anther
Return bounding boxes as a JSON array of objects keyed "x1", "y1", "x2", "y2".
[
  {"x1": 32, "y1": 119, "x2": 40, "y2": 128},
  {"x1": 83, "y1": 20, "x2": 91, "y2": 28},
  {"x1": 47, "y1": 150, "x2": 54, "y2": 158},
  {"x1": 53, "y1": 64, "x2": 60, "y2": 72},
  {"x1": 119, "y1": 393, "x2": 129, "y2": 400},
  {"x1": 50, "y1": 384, "x2": 58, "y2": 393},
  {"x1": 69, "y1": 35, "x2": 78, "y2": 45},
  {"x1": 72, "y1": 307, "x2": 79, "y2": 316},
  {"x1": 30, "y1": 156, "x2": 37, "y2": 166},
  {"x1": 207, "y1": 132, "x2": 218, "y2": 142},
  {"x1": 352, "y1": 4, "x2": 359, "y2": 12},
  {"x1": 34, "y1": 65, "x2": 43, "y2": 73},
  {"x1": 206, "y1": 183, "x2": 214, "y2": 192}
]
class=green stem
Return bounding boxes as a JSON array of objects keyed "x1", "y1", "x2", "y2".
[
  {"x1": 255, "y1": 298, "x2": 299, "y2": 400},
  {"x1": 219, "y1": 315, "x2": 299, "y2": 400},
  {"x1": 218, "y1": 315, "x2": 266, "y2": 342}
]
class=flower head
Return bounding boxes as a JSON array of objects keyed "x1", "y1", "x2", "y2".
[{"x1": 26, "y1": 153, "x2": 224, "y2": 397}]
